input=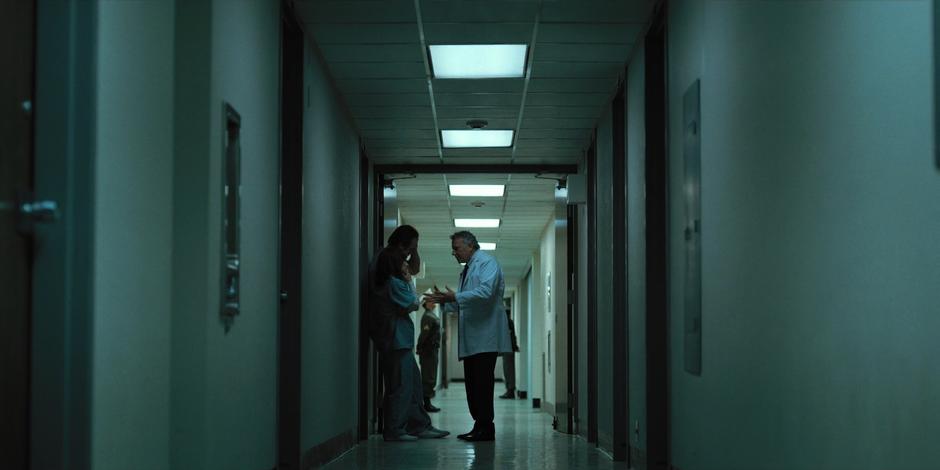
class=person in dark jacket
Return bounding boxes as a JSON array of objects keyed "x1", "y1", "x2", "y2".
[
  {"x1": 499, "y1": 309, "x2": 521, "y2": 399},
  {"x1": 368, "y1": 226, "x2": 449, "y2": 442},
  {"x1": 416, "y1": 298, "x2": 442, "y2": 412}
]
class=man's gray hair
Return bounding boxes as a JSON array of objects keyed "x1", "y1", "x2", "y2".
[{"x1": 450, "y1": 230, "x2": 480, "y2": 250}]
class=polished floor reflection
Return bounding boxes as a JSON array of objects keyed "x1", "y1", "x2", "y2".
[{"x1": 323, "y1": 380, "x2": 626, "y2": 469}]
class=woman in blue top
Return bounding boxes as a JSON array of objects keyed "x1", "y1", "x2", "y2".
[{"x1": 373, "y1": 242, "x2": 449, "y2": 441}]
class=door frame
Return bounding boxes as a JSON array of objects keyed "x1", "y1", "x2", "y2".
[
  {"x1": 276, "y1": 1, "x2": 304, "y2": 468},
  {"x1": 644, "y1": 3, "x2": 671, "y2": 470},
  {"x1": 369, "y1": 163, "x2": 579, "y2": 434},
  {"x1": 611, "y1": 81, "x2": 629, "y2": 462},
  {"x1": 357, "y1": 147, "x2": 373, "y2": 439},
  {"x1": 586, "y1": 135, "x2": 599, "y2": 445},
  {"x1": 565, "y1": 204, "x2": 578, "y2": 435},
  {"x1": 1, "y1": 1, "x2": 37, "y2": 467},
  {"x1": 30, "y1": 1, "x2": 97, "y2": 469}
]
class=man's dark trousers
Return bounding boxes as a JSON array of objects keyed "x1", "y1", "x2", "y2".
[
  {"x1": 419, "y1": 352, "x2": 438, "y2": 398},
  {"x1": 462, "y1": 352, "x2": 499, "y2": 433}
]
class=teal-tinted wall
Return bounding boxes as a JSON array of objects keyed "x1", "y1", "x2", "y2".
[
  {"x1": 667, "y1": 2, "x2": 940, "y2": 469},
  {"x1": 577, "y1": 201, "x2": 589, "y2": 438},
  {"x1": 595, "y1": 106, "x2": 615, "y2": 450},
  {"x1": 202, "y1": 2, "x2": 281, "y2": 467},
  {"x1": 300, "y1": 40, "x2": 363, "y2": 450},
  {"x1": 93, "y1": 1, "x2": 284, "y2": 468},
  {"x1": 625, "y1": 43, "x2": 647, "y2": 456},
  {"x1": 93, "y1": 2, "x2": 176, "y2": 468}
]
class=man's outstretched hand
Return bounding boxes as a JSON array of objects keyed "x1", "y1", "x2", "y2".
[{"x1": 427, "y1": 284, "x2": 456, "y2": 304}]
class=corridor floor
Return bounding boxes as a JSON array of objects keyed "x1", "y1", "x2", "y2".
[{"x1": 323, "y1": 381, "x2": 626, "y2": 469}]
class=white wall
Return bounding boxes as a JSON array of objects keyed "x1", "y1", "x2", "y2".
[
  {"x1": 516, "y1": 268, "x2": 531, "y2": 392},
  {"x1": 538, "y1": 219, "x2": 555, "y2": 407},
  {"x1": 527, "y1": 207, "x2": 569, "y2": 416},
  {"x1": 576, "y1": 201, "x2": 589, "y2": 437},
  {"x1": 667, "y1": 2, "x2": 940, "y2": 469},
  {"x1": 528, "y1": 248, "x2": 544, "y2": 403}
]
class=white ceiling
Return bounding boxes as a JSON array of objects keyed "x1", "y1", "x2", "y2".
[
  {"x1": 294, "y1": 0, "x2": 655, "y2": 291},
  {"x1": 295, "y1": 0, "x2": 655, "y2": 165},
  {"x1": 393, "y1": 173, "x2": 560, "y2": 293}
]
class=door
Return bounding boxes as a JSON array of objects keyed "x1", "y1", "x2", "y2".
[
  {"x1": 277, "y1": 2, "x2": 304, "y2": 468},
  {"x1": 645, "y1": 5, "x2": 670, "y2": 470},
  {"x1": 566, "y1": 204, "x2": 578, "y2": 435},
  {"x1": 0, "y1": 1, "x2": 36, "y2": 467}
]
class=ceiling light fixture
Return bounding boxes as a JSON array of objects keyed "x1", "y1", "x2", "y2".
[
  {"x1": 454, "y1": 218, "x2": 500, "y2": 228},
  {"x1": 479, "y1": 242, "x2": 497, "y2": 250},
  {"x1": 450, "y1": 185, "x2": 505, "y2": 197},
  {"x1": 442, "y1": 129, "x2": 514, "y2": 148},
  {"x1": 429, "y1": 44, "x2": 528, "y2": 79}
]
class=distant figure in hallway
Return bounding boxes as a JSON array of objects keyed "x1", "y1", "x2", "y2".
[
  {"x1": 368, "y1": 225, "x2": 449, "y2": 442},
  {"x1": 499, "y1": 308, "x2": 520, "y2": 399},
  {"x1": 416, "y1": 298, "x2": 441, "y2": 412},
  {"x1": 427, "y1": 231, "x2": 512, "y2": 442}
]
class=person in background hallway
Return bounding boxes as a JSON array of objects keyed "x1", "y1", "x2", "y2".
[
  {"x1": 427, "y1": 231, "x2": 511, "y2": 442},
  {"x1": 499, "y1": 308, "x2": 520, "y2": 399},
  {"x1": 416, "y1": 298, "x2": 442, "y2": 412},
  {"x1": 368, "y1": 226, "x2": 449, "y2": 442}
]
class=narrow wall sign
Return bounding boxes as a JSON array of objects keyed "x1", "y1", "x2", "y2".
[
  {"x1": 221, "y1": 102, "x2": 242, "y2": 331},
  {"x1": 683, "y1": 80, "x2": 702, "y2": 375}
]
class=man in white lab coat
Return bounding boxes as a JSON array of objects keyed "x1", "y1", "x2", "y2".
[{"x1": 428, "y1": 230, "x2": 512, "y2": 442}]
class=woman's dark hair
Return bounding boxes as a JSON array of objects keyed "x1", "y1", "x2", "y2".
[
  {"x1": 387, "y1": 224, "x2": 419, "y2": 249},
  {"x1": 374, "y1": 248, "x2": 407, "y2": 285}
]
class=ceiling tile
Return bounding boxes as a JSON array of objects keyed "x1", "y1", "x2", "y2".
[
  {"x1": 295, "y1": 0, "x2": 416, "y2": 23},
  {"x1": 423, "y1": 22, "x2": 533, "y2": 44},
  {"x1": 346, "y1": 93, "x2": 431, "y2": 107},
  {"x1": 419, "y1": 2, "x2": 539, "y2": 23},
  {"x1": 328, "y1": 62, "x2": 427, "y2": 79},
  {"x1": 307, "y1": 23, "x2": 419, "y2": 44},
  {"x1": 540, "y1": 1, "x2": 654, "y2": 23},
  {"x1": 319, "y1": 44, "x2": 424, "y2": 63},
  {"x1": 433, "y1": 79, "x2": 523, "y2": 94},
  {"x1": 538, "y1": 23, "x2": 644, "y2": 44},
  {"x1": 531, "y1": 61, "x2": 625, "y2": 78},
  {"x1": 535, "y1": 44, "x2": 633, "y2": 63},
  {"x1": 337, "y1": 79, "x2": 428, "y2": 94}
]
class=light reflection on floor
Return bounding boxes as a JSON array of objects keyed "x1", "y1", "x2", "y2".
[{"x1": 323, "y1": 381, "x2": 627, "y2": 469}]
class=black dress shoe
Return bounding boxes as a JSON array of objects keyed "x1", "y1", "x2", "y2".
[
  {"x1": 499, "y1": 389, "x2": 516, "y2": 399},
  {"x1": 461, "y1": 430, "x2": 495, "y2": 442},
  {"x1": 424, "y1": 399, "x2": 440, "y2": 413},
  {"x1": 457, "y1": 428, "x2": 477, "y2": 440}
]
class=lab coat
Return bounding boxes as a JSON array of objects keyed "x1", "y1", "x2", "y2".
[{"x1": 443, "y1": 250, "x2": 512, "y2": 359}]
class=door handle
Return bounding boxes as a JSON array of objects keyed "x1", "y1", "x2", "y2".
[
  {"x1": 8, "y1": 190, "x2": 60, "y2": 235},
  {"x1": 20, "y1": 200, "x2": 59, "y2": 222}
]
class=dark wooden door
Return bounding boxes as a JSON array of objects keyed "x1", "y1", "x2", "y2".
[
  {"x1": 0, "y1": 1, "x2": 36, "y2": 468},
  {"x1": 277, "y1": 2, "x2": 304, "y2": 468}
]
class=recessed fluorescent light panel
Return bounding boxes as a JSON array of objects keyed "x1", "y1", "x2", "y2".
[
  {"x1": 449, "y1": 185, "x2": 505, "y2": 197},
  {"x1": 442, "y1": 130, "x2": 514, "y2": 148},
  {"x1": 429, "y1": 44, "x2": 528, "y2": 79},
  {"x1": 479, "y1": 242, "x2": 497, "y2": 250},
  {"x1": 454, "y1": 218, "x2": 500, "y2": 228}
]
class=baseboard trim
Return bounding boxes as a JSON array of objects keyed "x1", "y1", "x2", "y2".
[{"x1": 301, "y1": 428, "x2": 357, "y2": 469}]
